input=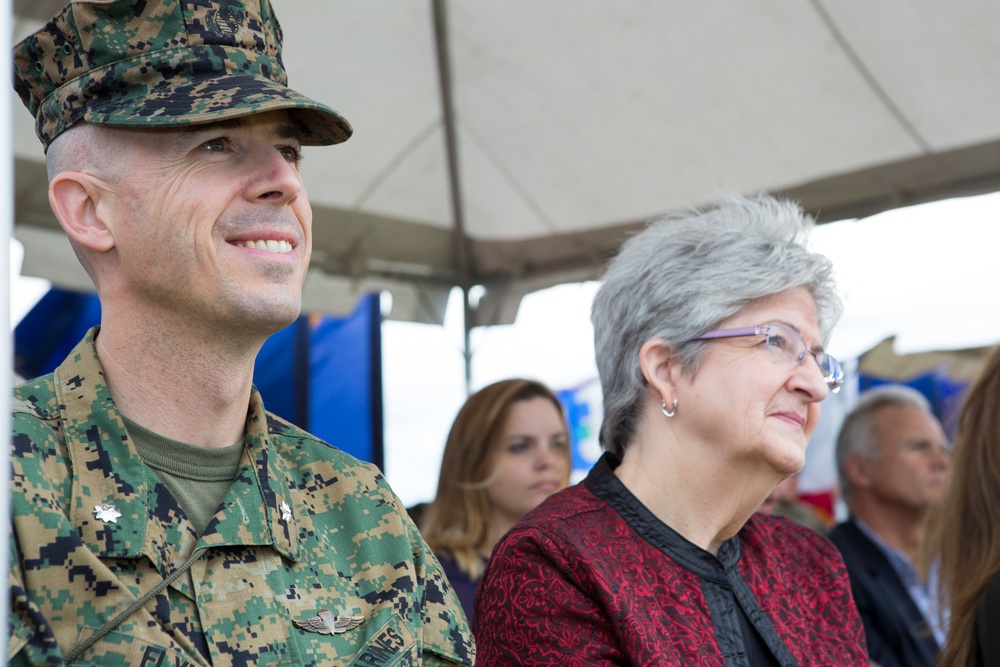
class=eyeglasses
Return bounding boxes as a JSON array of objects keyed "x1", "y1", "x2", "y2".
[{"x1": 691, "y1": 322, "x2": 844, "y2": 393}]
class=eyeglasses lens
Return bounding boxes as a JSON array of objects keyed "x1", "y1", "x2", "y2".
[
  {"x1": 766, "y1": 324, "x2": 843, "y2": 392},
  {"x1": 819, "y1": 354, "x2": 844, "y2": 392},
  {"x1": 763, "y1": 325, "x2": 798, "y2": 363}
]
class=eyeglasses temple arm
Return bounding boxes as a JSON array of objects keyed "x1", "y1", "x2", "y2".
[{"x1": 690, "y1": 326, "x2": 763, "y2": 341}]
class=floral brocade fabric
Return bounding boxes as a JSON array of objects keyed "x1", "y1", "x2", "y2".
[{"x1": 474, "y1": 454, "x2": 867, "y2": 666}]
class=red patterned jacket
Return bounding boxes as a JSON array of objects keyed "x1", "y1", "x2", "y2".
[{"x1": 474, "y1": 455, "x2": 868, "y2": 666}]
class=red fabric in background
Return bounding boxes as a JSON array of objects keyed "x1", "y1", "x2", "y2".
[{"x1": 799, "y1": 489, "x2": 836, "y2": 523}]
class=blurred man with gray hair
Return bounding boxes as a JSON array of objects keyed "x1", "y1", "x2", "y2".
[{"x1": 829, "y1": 385, "x2": 950, "y2": 667}]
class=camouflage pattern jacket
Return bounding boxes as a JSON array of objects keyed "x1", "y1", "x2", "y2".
[{"x1": 9, "y1": 330, "x2": 475, "y2": 666}]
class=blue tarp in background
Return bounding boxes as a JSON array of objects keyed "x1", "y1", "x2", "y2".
[
  {"x1": 13, "y1": 288, "x2": 102, "y2": 378},
  {"x1": 14, "y1": 287, "x2": 383, "y2": 466}
]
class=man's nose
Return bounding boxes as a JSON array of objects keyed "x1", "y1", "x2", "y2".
[{"x1": 245, "y1": 145, "x2": 302, "y2": 205}]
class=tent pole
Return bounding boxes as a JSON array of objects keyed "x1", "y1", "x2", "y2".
[
  {"x1": 1, "y1": 0, "x2": 14, "y2": 651},
  {"x1": 432, "y1": 0, "x2": 473, "y2": 395},
  {"x1": 460, "y1": 286, "x2": 472, "y2": 395}
]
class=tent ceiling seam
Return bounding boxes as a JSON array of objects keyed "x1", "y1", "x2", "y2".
[
  {"x1": 350, "y1": 120, "x2": 440, "y2": 211},
  {"x1": 460, "y1": 121, "x2": 562, "y2": 236},
  {"x1": 810, "y1": 0, "x2": 932, "y2": 154}
]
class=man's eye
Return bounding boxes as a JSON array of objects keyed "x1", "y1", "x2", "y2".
[
  {"x1": 278, "y1": 145, "x2": 302, "y2": 163},
  {"x1": 200, "y1": 137, "x2": 228, "y2": 152}
]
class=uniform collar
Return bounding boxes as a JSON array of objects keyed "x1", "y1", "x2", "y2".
[
  {"x1": 198, "y1": 386, "x2": 302, "y2": 562},
  {"x1": 57, "y1": 328, "x2": 301, "y2": 573}
]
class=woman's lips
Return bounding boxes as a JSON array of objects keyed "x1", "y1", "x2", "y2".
[{"x1": 771, "y1": 411, "x2": 806, "y2": 428}]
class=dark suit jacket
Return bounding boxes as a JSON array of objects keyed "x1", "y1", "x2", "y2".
[{"x1": 828, "y1": 519, "x2": 939, "y2": 667}]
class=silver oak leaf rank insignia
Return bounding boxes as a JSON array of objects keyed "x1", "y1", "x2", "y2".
[
  {"x1": 294, "y1": 610, "x2": 364, "y2": 635},
  {"x1": 94, "y1": 503, "x2": 122, "y2": 523}
]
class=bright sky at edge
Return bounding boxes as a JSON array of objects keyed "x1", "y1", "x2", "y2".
[{"x1": 11, "y1": 190, "x2": 1000, "y2": 504}]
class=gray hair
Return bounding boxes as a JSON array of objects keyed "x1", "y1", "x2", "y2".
[
  {"x1": 46, "y1": 122, "x2": 131, "y2": 184},
  {"x1": 835, "y1": 384, "x2": 933, "y2": 499},
  {"x1": 591, "y1": 194, "x2": 842, "y2": 458}
]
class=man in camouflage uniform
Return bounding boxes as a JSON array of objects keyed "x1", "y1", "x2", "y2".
[{"x1": 9, "y1": 1, "x2": 475, "y2": 665}]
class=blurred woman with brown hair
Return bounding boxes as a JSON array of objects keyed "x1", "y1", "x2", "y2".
[
  {"x1": 421, "y1": 378, "x2": 572, "y2": 623},
  {"x1": 926, "y1": 345, "x2": 1000, "y2": 667}
]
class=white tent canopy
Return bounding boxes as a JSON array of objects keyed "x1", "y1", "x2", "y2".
[{"x1": 12, "y1": 0, "x2": 1000, "y2": 326}]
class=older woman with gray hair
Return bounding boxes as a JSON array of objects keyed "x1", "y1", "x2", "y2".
[{"x1": 474, "y1": 195, "x2": 868, "y2": 665}]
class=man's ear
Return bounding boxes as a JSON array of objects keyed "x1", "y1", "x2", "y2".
[
  {"x1": 48, "y1": 172, "x2": 115, "y2": 253},
  {"x1": 843, "y1": 455, "x2": 874, "y2": 490},
  {"x1": 638, "y1": 338, "x2": 679, "y2": 406}
]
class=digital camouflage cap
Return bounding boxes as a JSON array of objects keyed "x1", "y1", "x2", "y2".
[{"x1": 13, "y1": 0, "x2": 352, "y2": 151}]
